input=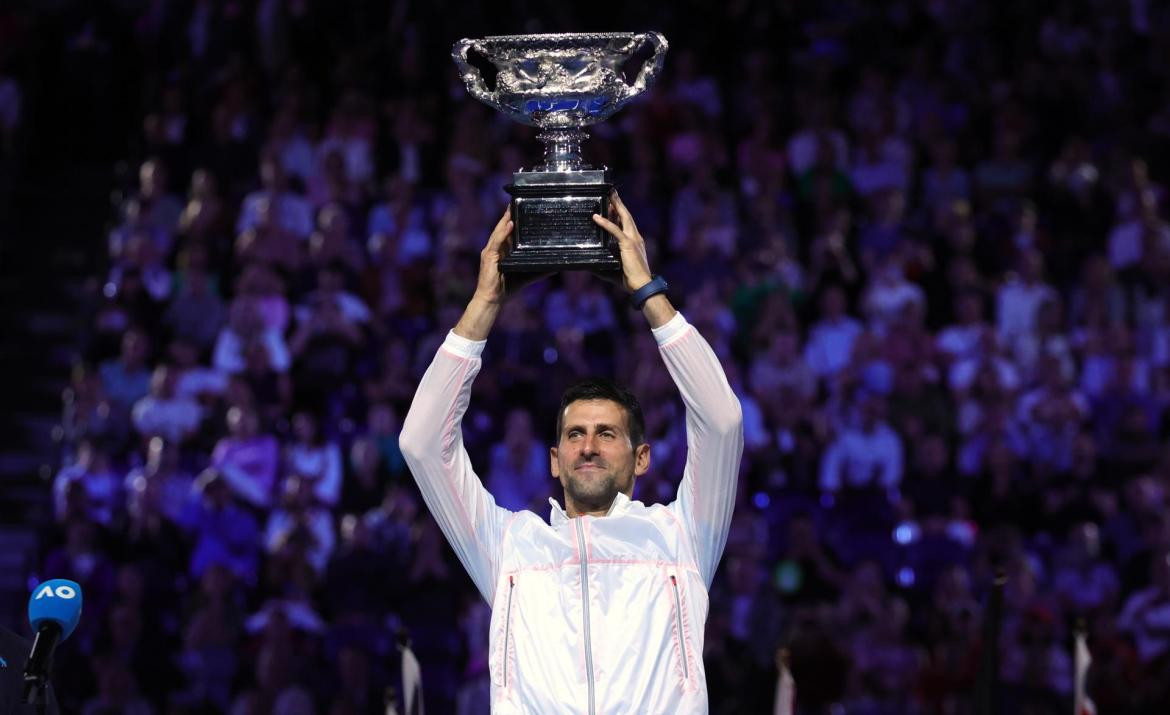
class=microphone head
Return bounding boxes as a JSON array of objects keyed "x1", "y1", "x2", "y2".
[{"x1": 28, "y1": 579, "x2": 83, "y2": 641}]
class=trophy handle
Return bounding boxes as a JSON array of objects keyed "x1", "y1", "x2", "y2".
[
  {"x1": 618, "y1": 32, "x2": 669, "y2": 104},
  {"x1": 452, "y1": 38, "x2": 498, "y2": 107}
]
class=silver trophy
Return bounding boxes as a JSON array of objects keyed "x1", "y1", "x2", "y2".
[{"x1": 453, "y1": 32, "x2": 668, "y2": 273}]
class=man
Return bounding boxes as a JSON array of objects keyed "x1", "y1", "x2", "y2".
[{"x1": 400, "y1": 194, "x2": 744, "y2": 713}]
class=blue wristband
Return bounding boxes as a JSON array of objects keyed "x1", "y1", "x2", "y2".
[{"x1": 629, "y1": 275, "x2": 669, "y2": 310}]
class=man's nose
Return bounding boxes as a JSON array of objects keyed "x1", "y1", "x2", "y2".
[{"x1": 580, "y1": 433, "x2": 600, "y2": 455}]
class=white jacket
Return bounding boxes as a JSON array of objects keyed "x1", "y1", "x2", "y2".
[{"x1": 400, "y1": 312, "x2": 743, "y2": 714}]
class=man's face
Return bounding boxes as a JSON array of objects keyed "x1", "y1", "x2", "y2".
[{"x1": 550, "y1": 399, "x2": 650, "y2": 514}]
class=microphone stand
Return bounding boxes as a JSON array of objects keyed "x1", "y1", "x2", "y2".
[
  {"x1": 22, "y1": 624, "x2": 58, "y2": 715},
  {"x1": 22, "y1": 671, "x2": 50, "y2": 715}
]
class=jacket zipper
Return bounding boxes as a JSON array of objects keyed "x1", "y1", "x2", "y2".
[
  {"x1": 503, "y1": 575, "x2": 515, "y2": 688},
  {"x1": 576, "y1": 519, "x2": 596, "y2": 715},
  {"x1": 670, "y1": 575, "x2": 689, "y2": 680}
]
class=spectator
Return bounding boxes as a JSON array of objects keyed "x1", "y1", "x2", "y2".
[
  {"x1": 210, "y1": 405, "x2": 279, "y2": 509},
  {"x1": 284, "y1": 410, "x2": 343, "y2": 507},
  {"x1": 804, "y1": 284, "x2": 864, "y2": 382},
  {"x1": 99, "y1": 328, "x2": 153, "y2": 410},
  {"x1": 485, "y1": 408, "x2": 549, "y2": 512},
  {"x1": 131, "y1": 365, "x2": 203, "y2": 443},
  {"x1": 819, "y1": 394, "x2": 904, "y2": 495},
  {"x1": 183, "y1": 468, "x2": 262, "y2": 583},
  {"x1": 53, "y1": 438, "x2": 122, "y2": 526}
]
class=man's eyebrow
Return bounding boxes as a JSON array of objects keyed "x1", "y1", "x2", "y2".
[{"x1": 563, "y1": 423, "x2": 623, "y2": 433}]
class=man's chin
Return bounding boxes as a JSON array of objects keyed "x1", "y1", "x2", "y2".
[{"x1": 565, "y1": 477, "x2": 618, "y2": 511}]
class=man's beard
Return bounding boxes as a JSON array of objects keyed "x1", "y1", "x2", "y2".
[{"x1": 563, "y1": 463, "x2": 621, "y2": 512}]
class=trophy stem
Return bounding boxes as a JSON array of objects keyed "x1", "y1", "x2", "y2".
[{"x1": 536, "y1": 129, "x2": 590, "y2": 171}]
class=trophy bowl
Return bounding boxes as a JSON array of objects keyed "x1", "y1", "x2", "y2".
[
  {"x1": 453, "y1": 32, "x2": 667, "y2": 132},
  {"x1": 453, "y1": 32, "x2": 668, "y2": 273}
]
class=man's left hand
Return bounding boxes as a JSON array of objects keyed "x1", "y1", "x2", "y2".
[{"x1": 592, "y1": 192, "x2": 654, "y2": 293}]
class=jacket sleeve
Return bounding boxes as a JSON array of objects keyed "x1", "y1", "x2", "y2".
[
  {"x1": 399, "y1": 330, "x2": 513, "y2": 604},
  {"x1": 660, "y1": 313, "x2": 745, "y2": 587}
]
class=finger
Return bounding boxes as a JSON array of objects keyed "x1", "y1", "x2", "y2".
[
  {"x1": 611, "y1": 193, "x2": 637, "y2": 233},
  {"x1": 592, "y1": 213, "x2": 626, "y2": 241},
  {"x1": 488, "y1": 206, "x2": 512, "y2": 239},
  {"x1": 488, "y1": 217, "x2": 515, "y2": 251}
]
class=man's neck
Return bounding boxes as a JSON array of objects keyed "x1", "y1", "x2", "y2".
[{"x1": 564, "y1": 493, "x2": 625, "y2": 519}]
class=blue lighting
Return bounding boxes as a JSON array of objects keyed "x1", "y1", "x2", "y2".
[
  {"x1": 897, "y1": 567, "x2": 915, "y2": 587},
  {"x1": 753, "y1": 492, "x2": 770, "y2": 510}
]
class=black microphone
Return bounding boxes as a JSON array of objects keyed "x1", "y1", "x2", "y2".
[{"x1": 21, "y1": 580, "x2": 82, "y2": 708}]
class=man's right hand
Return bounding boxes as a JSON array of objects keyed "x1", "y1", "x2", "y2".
[
  {"x1": 454, "y1": 206, "x2": 549, "y2": 341},
  {"x1": 472, "y1": 207, "x2": 515, "y2": 306}
]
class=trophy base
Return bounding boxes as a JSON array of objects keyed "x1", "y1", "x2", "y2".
[{"x1": 502, "y1": 170, "x2": 618, "y2": 274}]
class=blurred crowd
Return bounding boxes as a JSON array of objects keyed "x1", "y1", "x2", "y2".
[{"x1": 9, "y1": 0, "x2": 1170, "y2": 713}]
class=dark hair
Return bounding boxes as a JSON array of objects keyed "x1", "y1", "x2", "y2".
[{"x1": 555, "y1": 377, "x2": 645, "y2": 448}]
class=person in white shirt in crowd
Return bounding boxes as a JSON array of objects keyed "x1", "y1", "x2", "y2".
[
  {"x1": 1108, "y1": 188, "x2": 1170, "y2": 271},
  {"x1": 1009, "y1": 295, "x2": 1075, "y2": 386},
  {"x1": 996, "y1": 249, "x2": 1058, "y2": 345},
  {"x1": 123, "y1": 437, "x2": 196, "y2": 524},
  {"x1": 237, "y1": 153, "x2": 314, "y2": 240},
  {"x1": 862, "y1": 256, "x2": 926, "y2": 335},
  {"x1": 53, "y1": 437, "x2": 122, "y2": 526},
  {"x1": 315, "y1": 90, "x2": 376, "y2": 187},
  {"x1": 367, "y1": 173, "x2": 433, "y2": 270},
  {"x1": 937, "y1": 290, "x2": 992, "y2": 365},
  {"x1": 293, "y1": 263, "x2": 372, "y2": 328},
  {"x1": 485, "y1": 408, "x2": 550, "y2": 512},
  {"x1": 213, "y1": 296, "x2": 292, "y2": 375},
  {"x1": 948, "y1": 329, "x2": 1022, "y2": 397},
  {"x1": 786, "y1": 94, "x2": 850, "y2": 175},
  {"x1": 131, "y1": 365, "x2": 203, "y2": 444},
  {"x1": 804, "y1": 284, "x2": 865, "y2": 383},
  {"x1": 819, "y1": 393, "x2": 904, "y2": 495},
  {"x1": 283, "y1": 410, "x2": 343, "y2": 508},
  {"x1": 168, "y1": 339, "x2": 229, "y2": 402},
  {"x1": 264, "y1": 474, "x2": 336, "y2": 575}
]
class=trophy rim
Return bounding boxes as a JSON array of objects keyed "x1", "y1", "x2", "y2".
[{"x1": 472, "y1": 32, "x2": 652, "y2": 51}]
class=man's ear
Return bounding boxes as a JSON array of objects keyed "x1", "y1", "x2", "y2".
[
  {"x1": 634, "y1": 442, "x2": 651, "y2": 477},
  {"x1": 549, "y1": 446, "x2": 561, "y2": 480}
]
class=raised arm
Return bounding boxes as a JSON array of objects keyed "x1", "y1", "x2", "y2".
[
  {"x1": 594, "y1": 194, "x2": 744, "y2": 586},
  {"x1": 658, "y1": 317, "x2": 743, "y2": 586},
  {"x1": 399, "y1": 333, "x2": 509, "y2": 603},
  {"x1": 400, "y1": 207, "x2": 548, "y2": 603}
]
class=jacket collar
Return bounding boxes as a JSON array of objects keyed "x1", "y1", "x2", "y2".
[{"x1": 548, "y1": 491, "x2": 630, "y2": 527}]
